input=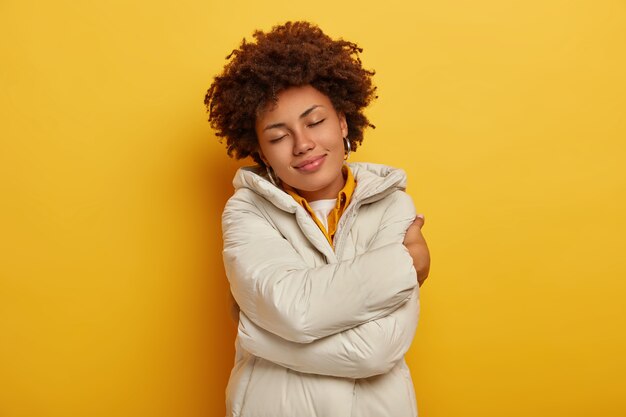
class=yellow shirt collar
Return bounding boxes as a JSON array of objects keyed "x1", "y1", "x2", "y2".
[{"x1": 285, "y1": 165, "x2": 356, "y2": 247}]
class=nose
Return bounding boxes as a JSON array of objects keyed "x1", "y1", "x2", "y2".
[{"x1": 292, "y1": 131, "x2": 315, "y2": 155}]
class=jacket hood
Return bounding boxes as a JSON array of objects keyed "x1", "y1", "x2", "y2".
[{"x1": 232, "y1": 162, "x2": 408, "y2": 212}]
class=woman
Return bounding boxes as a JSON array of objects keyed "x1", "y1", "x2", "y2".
[{"x1": 205, "y1": 21, "x2": 430, "y2": 417}]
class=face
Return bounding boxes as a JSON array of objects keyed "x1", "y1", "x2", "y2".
[{"x1": 255, "y1": 85, "x2": 348, "y2": 201}]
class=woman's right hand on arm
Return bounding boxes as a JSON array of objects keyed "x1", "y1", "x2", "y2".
[{"x1": 403, "y1": 215, "x2": 430, "y2": 286}]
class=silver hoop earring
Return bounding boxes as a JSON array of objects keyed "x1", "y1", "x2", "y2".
[
  {"x1": 343, "y1": 137, "x2": 351, "y2": 161},
  {"x1": 266, "y1": 164, "x2": 278, "y2": 187}
]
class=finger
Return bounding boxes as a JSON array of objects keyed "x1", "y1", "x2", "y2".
[{"x1": 414, "y1": 214, "x2": 425, "y2": 228}]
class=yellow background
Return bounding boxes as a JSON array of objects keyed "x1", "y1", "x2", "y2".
[{"x1": 1, "y1": 0, "x2": 625, "y2": 416}]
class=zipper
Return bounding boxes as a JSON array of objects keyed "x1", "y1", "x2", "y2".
[{"x1": 334, "y1": 203, "x2": 360, "y2": 260}]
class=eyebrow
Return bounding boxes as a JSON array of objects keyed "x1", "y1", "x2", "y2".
[{"x1": 263, "y1": 105, "x2": 324, "y2": 131}]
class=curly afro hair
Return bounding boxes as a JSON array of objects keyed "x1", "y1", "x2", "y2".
[{"x1": 204, "y1": 21, "x2": 377, "y2": 166}]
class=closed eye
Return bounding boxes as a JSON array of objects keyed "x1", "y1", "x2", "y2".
[
  {"x1": 269, "y1": 135, "x2": 287, "y2": 143},
  {"x1": 307, "y1": 119, "x2": 325, "y2": 127}
]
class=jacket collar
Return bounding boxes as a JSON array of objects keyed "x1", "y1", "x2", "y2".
[
  {"x1": 350, "y1": 163, "x2": 408, "y2": 203},
  {"x1": 232, "y1": 162, "x2": 408, "y2": 213}
]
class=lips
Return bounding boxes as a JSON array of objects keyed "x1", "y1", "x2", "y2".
[{"x1": 294, "y1": 154, "x2": 327, "y2": 172}]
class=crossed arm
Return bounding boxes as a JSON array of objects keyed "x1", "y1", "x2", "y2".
[
  {"x1": 223, "y1": 190, "x2": 425, "y2": 376},
  {"x1": 237, "y1": 285, "x2": 418, "y2": 379}
]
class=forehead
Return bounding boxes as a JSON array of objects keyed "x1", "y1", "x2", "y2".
[{"x1": 257, "y1": 85, "x2": 332, "y2": 120}]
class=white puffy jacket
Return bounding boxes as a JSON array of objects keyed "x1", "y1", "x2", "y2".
[{"x1": 222, "y1": 162, "x2": 420, "y2": 417}]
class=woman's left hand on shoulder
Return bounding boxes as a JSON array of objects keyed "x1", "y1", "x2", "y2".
[{"x1": 403, "y1": 214, "x2": 430, "y2": 286}]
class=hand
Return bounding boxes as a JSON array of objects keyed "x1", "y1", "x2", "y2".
[{"x1": 403, "y1": 214, "x2": 430, "y2": 286}]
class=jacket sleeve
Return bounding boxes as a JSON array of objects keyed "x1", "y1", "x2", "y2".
[
  {"x1": 222, "y1": 190, "x2": 417, "y2": 344},
  {"x1": 237, "y1": 286, "x2": 419, "y2": 379}
]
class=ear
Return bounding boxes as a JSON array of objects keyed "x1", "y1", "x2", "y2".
[{"x1": 338, "y1": 112, "x2": 348, "y2": 138}]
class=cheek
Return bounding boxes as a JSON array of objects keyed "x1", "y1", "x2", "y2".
[
  {"x1": 318, "y1": 126, "x2": 342, "y2": 149},
  {"x1": 327, "y1": 135, "x2": 345, "y2": 152},
  {"x1": 263, "y1": 144, "x2": 291, "y2": 169}
]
